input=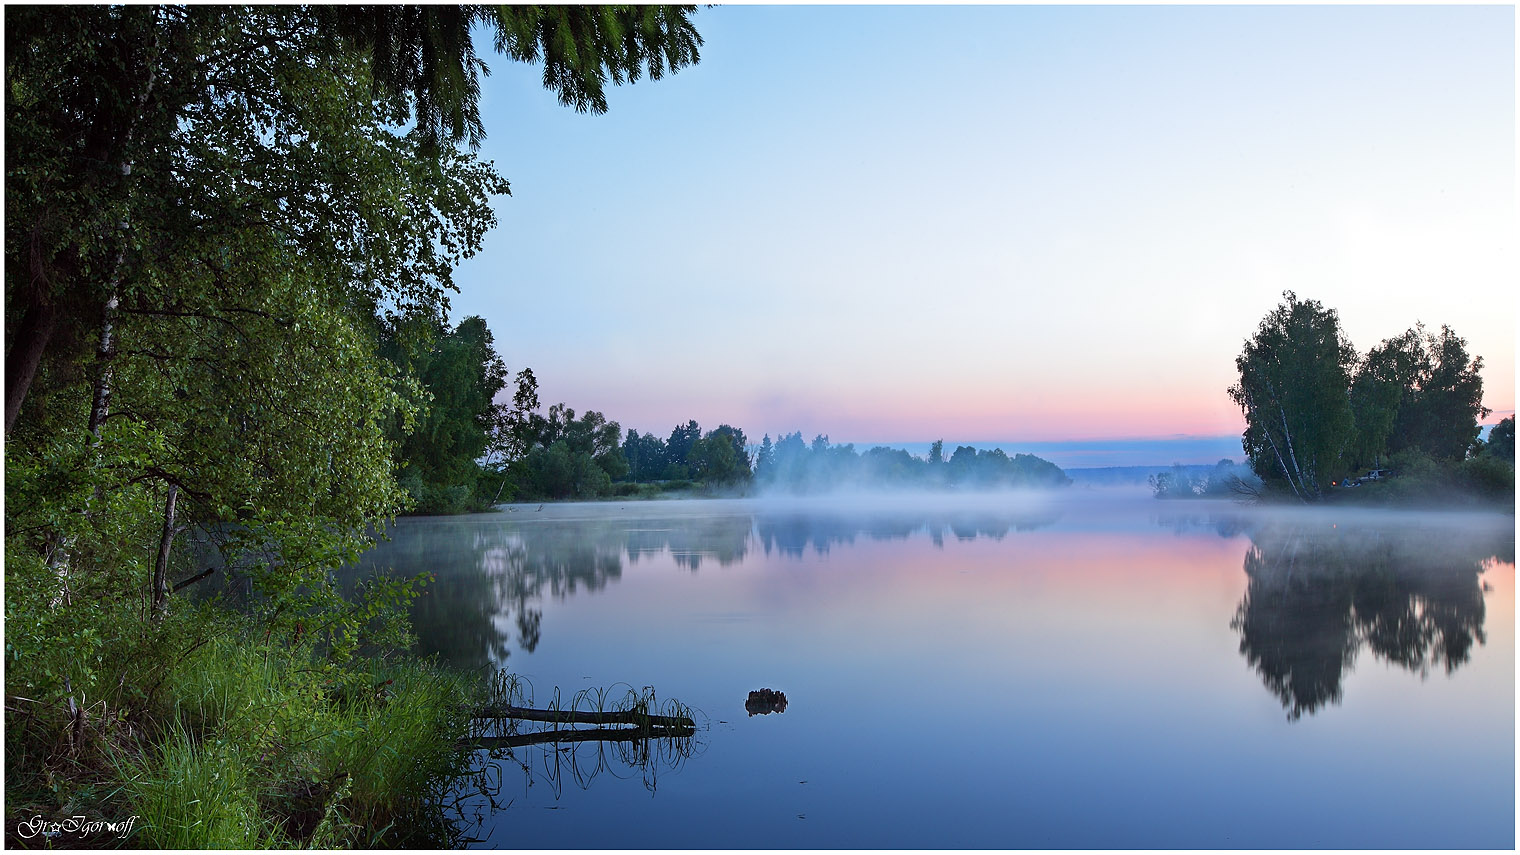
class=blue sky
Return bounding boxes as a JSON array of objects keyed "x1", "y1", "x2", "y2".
[{"x1": 448, "y1": 6, "x2": 1516, "y2": 462}]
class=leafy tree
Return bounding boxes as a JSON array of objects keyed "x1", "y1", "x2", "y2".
[
  {"x1": 5, "y1": 5, "x2": 706, "y2": 433},
  {"x1": 561, "y1": 409, "x2": 629, "y2": 481},
  {"x1": 383, "y1": 316, "x2": 512, "y2": 513},
  {"x1": 687, "y1": 425, "x2": 751, "y2": 485},
  {"x1": 1386, "y1": 325, "x2": 1488, "y2": 461},
  {"x1": 1228, "y1": 292, "x2": 1357, "y2": 501},
  {"x1": 521, "y1": 440, "x2": 610, "y2": 499},
  {"x1": 4, "y1": 2, "x2": 710, "y2": 774},
  {"x1": 621, "y1": 429, "x2": 668, "y2": 482},
  {"x1": 1483, "y1": 416, "x2": 1515, "y2": 463},
  {"x1": 506, "y1": 403, "x2": 627, "y2": 499},
  {"x1": 1347, "y1": 328, "x2": 1423, "y2": 471},
  {"x1": 484, "y1": 368, "x2": 541, "y2": 466},
  {"x1": 860, "y1": 446, "x2": 923, "y2": 485},
  {"x1": 664, "y1": 419, "x2": 701, "y2": 475}
]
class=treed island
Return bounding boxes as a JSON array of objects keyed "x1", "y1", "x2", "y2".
[{"x1": 5, "y1": 5, "x2": 1514, "y2": 851}]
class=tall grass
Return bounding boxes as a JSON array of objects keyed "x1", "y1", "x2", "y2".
[
  {"x1": 119, "y1": 725, "x2": 280, "y2": 848},
  {"x1": 105, "y1": 631, "x2": 477, "y2": 848}
]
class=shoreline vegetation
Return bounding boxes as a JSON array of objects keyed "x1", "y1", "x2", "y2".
[
  {"x1": 1218, "y1": 293, "x2": 1512, "y2": 511},
  {"x1": 5, "y1": 7, "x2": 712, "y2": 848}
]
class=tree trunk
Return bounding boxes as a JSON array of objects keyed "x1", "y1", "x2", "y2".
[
  {"x1": 1245, "y1": 390, "x2": 1303, "y2": 503},
  {"x1": 87, "y1": 10, "x2": 160, "y2": 440},
  {"x1": 4, "y1": 300, "x2": 58, "y2": 435},
  {"x1": 152, "y1": 484, "x2": 179, "y2": 618},
  {"x1": 86, "y1": 293, "x2": 121, "y2": 439}
]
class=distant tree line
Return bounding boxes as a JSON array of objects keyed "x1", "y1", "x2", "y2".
[
  {"x1": 1148, "y1": 459, "x2": 1260, "y2": 499},
  {"x1": 1228, "y1": 292, "x2": 1513, "y2": 503},
  {"x1": 752, "y1": 434, "x2": 1071, "y2": 492},
  {"x1": 388, "y1": 321, "x2": 1072, "y2": 507}
]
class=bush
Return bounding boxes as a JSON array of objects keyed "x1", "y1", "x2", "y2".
[
  {"x1": 118, "y1": 632, "x2": 476, "y2": 848},
  {"x1": 1457, "y1": 455, "x2": 1515, "y2": 502},
  {"x1": 1340, "y1": 448, "x2": 1513, "y2": 508}
]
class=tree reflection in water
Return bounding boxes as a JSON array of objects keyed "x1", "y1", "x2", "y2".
[
  {"x1": 347, "y1": 516, "x2": 753, "y2": 671},
  {"x1": 349, "y1": 506, "x2": 1062, "y2": 671},
  {"x1": 754, "y1": 508, "x2": 1060, "y2": 556},
  {"x1": 1229, "y1": 518, "x2": 1511, "y2": 720}
]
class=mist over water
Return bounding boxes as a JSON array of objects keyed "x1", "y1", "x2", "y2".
[{"x1": 348, "y1": 494, "x2": 1514, "y2": 847}]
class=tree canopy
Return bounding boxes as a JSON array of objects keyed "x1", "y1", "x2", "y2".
[
  {"x1": 1228, "y1": 292, "x2": 1357, "y2": 500},
  {"x1": 4, "y1": 8, "x2": 710, "y2": 831},
  {"x1": 1229, "y1": 292, "x2": 1494, "y2": 501}
]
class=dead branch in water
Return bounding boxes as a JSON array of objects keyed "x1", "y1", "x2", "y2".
[
  {"x1": 471, "y1": 704, "x2": 694, "y2": 729},
  {"x1": 461, "y1": 724, "x2": 695, "y2": 750}
]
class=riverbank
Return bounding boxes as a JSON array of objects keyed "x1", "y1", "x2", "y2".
[{"x1": 5, "y1": 610, "x2": 478, "y2": 849}]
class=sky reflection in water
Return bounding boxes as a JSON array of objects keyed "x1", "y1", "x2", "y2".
[{"x1": 347, "y1": 497, "x2": 1515, "y2": 848}]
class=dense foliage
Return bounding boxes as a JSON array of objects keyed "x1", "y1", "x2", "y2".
[
  {"x1": 383, "y1": 316, "x2": 513, "y2": 514},
  {"x1": 475, "y1": 407, "x2": 1072, "y2": 500},
  {"x1": 1229, "y1": 292, "x2": 1501, "y2": 502},
  {"x1": 5, "y1": 4, "x2": 706, "y2": 846}
]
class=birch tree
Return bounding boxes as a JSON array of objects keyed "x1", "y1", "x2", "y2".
[{"x1": 1228, "y1": 292, "x2": 1357, "y2": 501}]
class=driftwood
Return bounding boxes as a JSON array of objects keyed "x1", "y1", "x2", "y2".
[
  {"x1": 472, "y1": 704, "x2": 694, "y2": 729},
  {"x1": 462, "y1": 724, "x2": 694, "y2": 750}
]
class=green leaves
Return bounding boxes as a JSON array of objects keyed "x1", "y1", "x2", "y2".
[
  {"x1": 1228, "y1": 292, "x2": 1358, "y2": 499},
  {"x1": 1229, "y1": 294, "x2": 1490, "y2": 499}
]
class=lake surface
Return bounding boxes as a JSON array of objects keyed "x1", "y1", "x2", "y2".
[{"x1": 345, "y1": 493, "x2": 1515, "y2": 848}]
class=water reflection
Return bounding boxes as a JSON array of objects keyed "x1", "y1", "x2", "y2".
[
  {"x1": 450, "y1": 679, "x2": 703, "y2": 846},
  {"x1": 755, "y1": 508, "x2": 1060, "y2": 556},
  {"x1": 340, "y1": 501, "x2": 1512, "y2": 847},
  {"x1": 1228, "y1": 518, "x2": 1511, "y2": 720},
  {"x1": 350, "y1": 505, "x2": 1062, "y2": 668},
  {"x1": 355, "y1": 520, "x2": 636, "y2": 669}
]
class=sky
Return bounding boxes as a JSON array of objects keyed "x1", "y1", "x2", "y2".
[{"x1": 449, "y1": 5, "x2": 1516, "y2": 463}]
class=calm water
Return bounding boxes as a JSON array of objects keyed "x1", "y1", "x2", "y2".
[{"x1": 345, "y1": 493, "x2": 1516, "y2": 848}]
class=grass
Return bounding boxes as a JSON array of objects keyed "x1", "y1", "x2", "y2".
[
  {"x1": 8, "y1": 613, "x2": 700, "y2": 848},
  {"x1": 8, "y1": 620, "x2": 481, "y2": 849},
  {"x1": 119, "y1": 726, "x2": 276, "y2": 848}
]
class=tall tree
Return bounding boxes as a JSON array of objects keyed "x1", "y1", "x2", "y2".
[
  {"x1": 6, "y1": 4, "x2": 706, "y2": 435},
  {"x1": 1347, "y1": 328, "x2": 1423, "y2": 471},
  {"x1": 1228, "y1": 292, "x2": 1357, "y2": 501},
  {"x1": 5, "y1": 3, "x2": 709, "y2": 712},
  {"x1": 688, "y1": 424, "x2": 751, "y2": 484},
  {"x1": 385, "y1": 315, "x2": 510, "y2": 512},
  {"x1": 665, "y1": 419, "x2": 701, "y2": 471},
  {"x1": 1386, "y1": 325, "x2": 1488, "y2": 461},
  {"x1": 1483, "y1": 416, "x2": 1514, "y2": 463},
  {"x1": 622, "y1": 428, "x2": 668, "y2": 482}
]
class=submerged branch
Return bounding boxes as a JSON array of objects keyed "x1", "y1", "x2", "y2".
[
  {"x1": 461, "y1": 724, "x2": 695, "y2": 750},
  {"x1": 471, "y1": 704, "x2": 694, "y2": 729}
]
